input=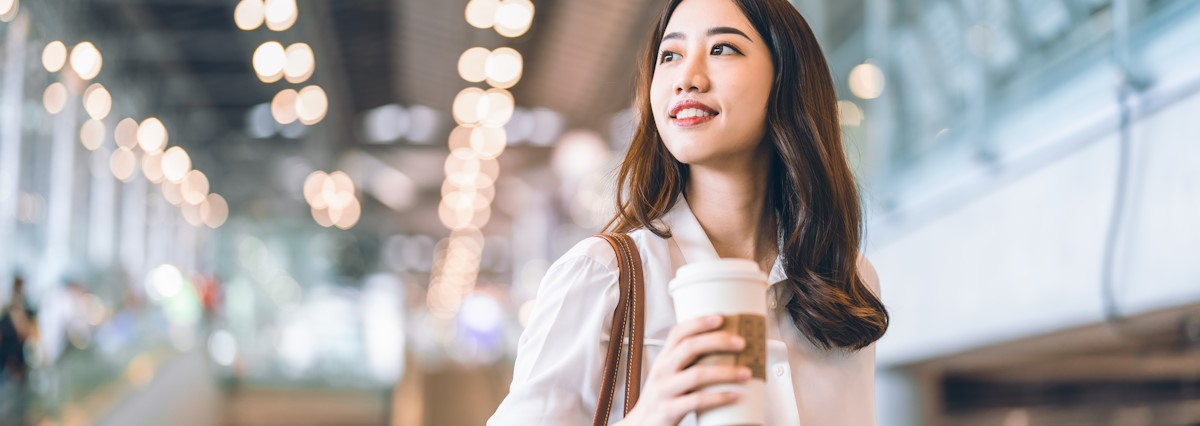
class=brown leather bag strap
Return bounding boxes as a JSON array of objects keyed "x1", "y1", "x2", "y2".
[
  {"x1": 613, "y1": 233, "x2": 645, "y2": 413},
  {"x1": 592, "y1": 233, "x2": 629, "y2": 426},
  {"x1": 591, "y1": 233, "x2": 646, "y2": 426}
]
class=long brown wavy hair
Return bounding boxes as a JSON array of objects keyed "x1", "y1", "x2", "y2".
[{"x1": 605, "y1": 0, "x2": 888, "y2": 351}]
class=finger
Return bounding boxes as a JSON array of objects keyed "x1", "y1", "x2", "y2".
[
  {"x1": 668, "y1": 391, "x2": 740, "y2": 420},
  {"x1": 664, "y1": 365, "x2": 750, "y2": 397},
  {"x1": 661, "y1": 331, "x2": 745, "y2": 373},
  {"x1": 664, "y1": 315, "x2": 724, "y2": 349}
]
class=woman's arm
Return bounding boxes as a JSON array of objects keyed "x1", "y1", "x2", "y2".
[
  {"x1": 858, "y1": 253, "x2": 881, "y2": 426},
  {"x1": 857, "y1": 253, "x2": 881, "y2": 297},
  {"x1": 488, "y1": 240, "x2": 620, "y2": 425}
]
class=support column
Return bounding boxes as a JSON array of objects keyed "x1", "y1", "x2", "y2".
[{"x1": 0, "y1": 14, "x2": 29, "y2": 301}]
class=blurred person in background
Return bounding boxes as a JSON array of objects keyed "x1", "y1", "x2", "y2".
[
  {"x1": 490, "y1": 0, "x2": 887, "y2": 424},
  {"x1": 0, "y1": 275, "x2": 35, "y2": 425}
]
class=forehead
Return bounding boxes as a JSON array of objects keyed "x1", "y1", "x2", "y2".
[{"x1": 663, "y1": 0, "x2": 758, "y2": 40}]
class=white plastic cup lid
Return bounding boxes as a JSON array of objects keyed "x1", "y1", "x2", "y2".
[{"x1": 669, "y1": 258, "x2": 768, "y2": 293}]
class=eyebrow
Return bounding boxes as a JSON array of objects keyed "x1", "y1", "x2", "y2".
[{"x1": 661, "y1": 26, "x2": 754, "y2": 43}]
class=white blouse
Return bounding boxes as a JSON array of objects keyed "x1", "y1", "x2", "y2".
[{"x1": 489, "y1": 197, "x2": 878, "y2": 425}]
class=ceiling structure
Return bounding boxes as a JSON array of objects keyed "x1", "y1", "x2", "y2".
[
  {"x1": 45, "y1": 0, "x2": 1152, "y2": 240},
  {"x1": 60, "y1": 0, "x2": 867, "y2": 238},
  {"x1": 66, "y1": 0, "x2": 660, "y2": 237}
]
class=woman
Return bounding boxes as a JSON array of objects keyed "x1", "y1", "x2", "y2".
[
  {"x1": 0, "y1": 276, "x2": 33, "y2": 425},
  {"x1": 489, "y1": 0, "x2": 888, "y2": 424}
]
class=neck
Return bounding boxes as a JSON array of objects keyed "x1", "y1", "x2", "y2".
[{"x1": 685, "y1": 158, "x2": 776, "y2": 271}]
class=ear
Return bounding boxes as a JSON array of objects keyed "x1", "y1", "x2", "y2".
[{"x1": 856, "y1": 253, "x2": 880, "y2": 298}]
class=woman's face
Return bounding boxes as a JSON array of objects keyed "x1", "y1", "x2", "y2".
[{"x1": 650, "y1": 0, "x2": 774, "y2": 168}]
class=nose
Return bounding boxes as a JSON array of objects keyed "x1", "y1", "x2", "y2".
[{"x1": 672, "y1": 55, "x2": 710, "y2": 94}]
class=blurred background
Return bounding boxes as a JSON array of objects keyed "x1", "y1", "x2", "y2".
[{"x1": 0, "y1": 0, "x2": 1197, "y2": 425}]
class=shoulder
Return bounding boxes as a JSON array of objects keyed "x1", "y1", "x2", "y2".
[
  {"x1": 856, "y1": 253, "x2": 881, "y2": 297},
  {"x1": 527, "y1": 238, "x2": 623, "y2": 307},
  {"x1": 556, "y1": 236, "x2": 621, "y2": 272},
  {"x1": 534, "y1": 231, "x2": 668, "y2": 303},
  {"x1": 558, "y1": 228, "x2": 666, "y2": 269}
]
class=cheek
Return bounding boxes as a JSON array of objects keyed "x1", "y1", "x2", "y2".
[
  {"x1": 748, "y1": 68, "x2": 775, "y2": 118},
  {"x1": 721, "y1": 75, "x2": 772, "y2": 134},
  {"x1": 649, "y1": 78, "x2": 671, "y2": 126},
  {"x1": 730, "y1": 70, "x2": 772, "y2": 115}
]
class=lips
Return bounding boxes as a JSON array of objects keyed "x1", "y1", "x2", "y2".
[
  {"x1": 669, "y1": 99, "x2": 719, "y2": 118},
  {"x1": 668, "y1": 99, "x2": 719, "y2": 128}
]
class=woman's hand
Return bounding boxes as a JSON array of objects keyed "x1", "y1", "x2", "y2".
[{"x1": 617, "y1": 315, "x2": 750, "y2": 426}]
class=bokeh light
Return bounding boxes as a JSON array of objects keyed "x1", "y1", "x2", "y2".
[
  {"x1": 441, "y1": 176, "x2": 495, "y2": 202},
  {"x1": 485, "y1": 47, "x2": 523, "y2": 88},
  {"x1": 114, "y1": 118, "x2": 140, "y2": 149},
  {"x1": 146, "y1": 264, "x2": 183, "y2": 302},
  {"x1": 494, "y1": 0, "x2": 534, "y2": 38},
  {"x1": 181, "y1": 170, "x2": 210, "y2": 205},
  {"x1": 264, "y1": 0, "x2": 297, "y2": 32},
  {"x1": 295, "y1": 85, "x2": 328, "y2": 125},
  {"x1": 448, "y1": 125, "x2": 473, "y2": 151},
  {"x1": 480, "y1": 88, "x2": 515, "y2": 126},
  {"x1": 327, "y1": 171, "x2": 355, "y2": 203},
  {"x1": 109, "y1": 148, "x2": 137, "y2": 182},
  {"x1": 80, "y1": 119, "x2": 106, "y2": 151},
  {"x1": 469, "y1": 126, "x2": 506, "y2": 160},
  {"x1": 303, "y1": 171, "x2": 329, "y2": 207},
  {"x1": 331, "y1": 197, "x2": 361, "y2": 230},
  {"x1": 137, "y1": 117, "x2": 168, "y2": 153},
  {"x1": 458, "y1": 47, "x2": 490, "y2": 83},
  {"x1": 253, "y1": 41, "x2": 286, "y2": 83},
  {"x1": 43, "y1": 83, "x2": 68, "y2": 114},
  {"x1": 200, "y1": 193, "x2": 229, "y2": 228},
  {"x1": 849, "y1": 62, "x2": 886, "y2": 100},
  {"x1": 69, "y1": 41, "x2": 103, "y2": 80},
  {"x1": 464, "y1": 0, "x2": 499, "y2": 29},
  {"x1": 284, "y1": 43, "x2": 315, "y2": 84},
  {"x1": 452, "y1": 87, "x2": 485, "y2": 125},
  {"x1": 83, "y1": 83, "x2": 112, "y2": 120},
  {"x1": 234, "y1": 0, "x2": 265, "y2": 31},
  {"x1": 181, "y1": 200, "x2": 205, "y2": 227},
  {"x1": 161, "y1": 179, "x2": 184, "y2": 205},
  {"x1": 0, "y1": 0, "x2": 16, "y2": 22},
  {"x1": 42, "y1": 41, "x2": 67, "y2": 73},
  {"x1": 311, "y1": 205, "x2": 333, "y2": 227},
  {"x1": 271, "y1": 88, "x2": 299, "y2": 124},
  {"x1": 141, "y1": 151, "x2": 165, "y2": 183},
  {"x1": 303, "y1": 170, "x2": 361, "y2": 228},
  {"x1": 208, "y1": 330, "x2": 238, "y2": 366},
  {"x1": 838, "y1": 100, "x2": 864, "y2": 127},
  {"x1": 161, "y1": 146, "x2": 192, "y2": 183}
]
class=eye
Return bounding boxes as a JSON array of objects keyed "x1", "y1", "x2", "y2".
[
  {"x1": 659, "y1": 50, "x2": 679, "y2": 63},
  {"x1": 711, "y1": 43, "x2": 740, "y2": 56}
]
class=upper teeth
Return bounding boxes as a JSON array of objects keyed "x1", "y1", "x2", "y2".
[{"x1": 676, "y1": 108, "x2": 713, "y2": 119}]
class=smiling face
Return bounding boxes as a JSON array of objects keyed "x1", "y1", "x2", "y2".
[{"x1": 650, "y1": 0, "x2": 775, "y2": 168}]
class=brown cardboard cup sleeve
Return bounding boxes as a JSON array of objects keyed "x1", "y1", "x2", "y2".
[{"x1": 692, "y1": 314, "x2": 766, "y2": 380}]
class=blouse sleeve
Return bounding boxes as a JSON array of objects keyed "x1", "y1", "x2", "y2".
[{"x1": 488, "y1": 239, "x2": 620, "y2": 425}]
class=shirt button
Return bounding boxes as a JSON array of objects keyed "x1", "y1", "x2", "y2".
[{"x1": 773, "y1": 364, "x2": 786, "y2": 377}]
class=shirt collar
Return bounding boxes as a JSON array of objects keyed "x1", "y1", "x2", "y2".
[{"x1": 662, "y1": 196, "x2": 788, "y2": 285}]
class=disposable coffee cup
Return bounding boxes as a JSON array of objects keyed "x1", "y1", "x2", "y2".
[{"x1": 669, "y1": 258, "x2": 769, "y2": 426}]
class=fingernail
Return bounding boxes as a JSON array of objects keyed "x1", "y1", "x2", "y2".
[
  {"x1": 725, "y1": 392, "x2": 740, "y2": 400},
  {"x1": 733, "y1": 337, "x2": 745, "y2": 349},
  {"x1": 738, "y1": 368, "x2": 751, "y2": 379},
  {"x1": 708, "y1": 315, "x2": 723, "y2": 325}
]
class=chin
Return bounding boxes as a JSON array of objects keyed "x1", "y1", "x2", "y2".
[
  {"x1": 663, "y1": 139, "x2": 709, "y2": 165},
  {"x1": 669, "y1": 147, "x2": 732, "y2": 167},
  {"x1": 664, "y1": 131, "x2": 740, "y2": 161}
]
